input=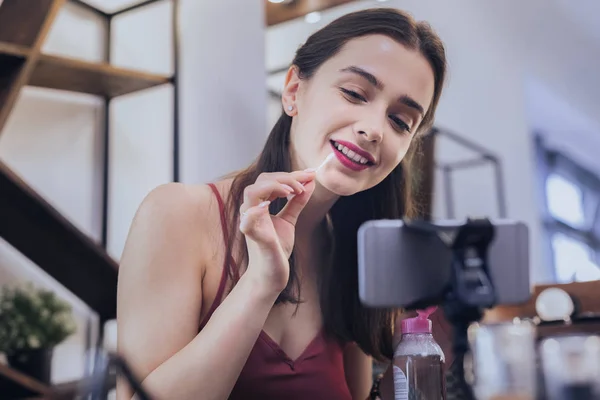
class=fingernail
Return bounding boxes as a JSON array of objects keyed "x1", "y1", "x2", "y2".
[
  {"x1": 286, "y1": 194, "x2": 295, "y2": 201},
  {"x1": 304, "y1": 168, "x2": 316, "y2": 172},
  {"x1": 281, "y1": 183, "x2": 294, "y2": 192},
  {"x1": 258, "y1": 200, "x2": 270, "y2": 208}
]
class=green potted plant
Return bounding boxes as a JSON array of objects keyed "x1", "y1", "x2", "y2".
[{"x1": 0, "y1": 283, "x2": 77, "y2": 384}]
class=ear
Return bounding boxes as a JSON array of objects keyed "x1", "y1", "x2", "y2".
[{"x1": 281, "y1": 66, "x2": 301, "y2": 116}]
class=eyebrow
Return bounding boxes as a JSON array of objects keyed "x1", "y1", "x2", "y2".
[
  {"x1": 340, "y1": 66, "x2": 383, "y2": 90},
  {"x1": 340, "y1": 65, "x2": 425, "y2": 117},
  {"x1": 399, "y1": 94, "x2": 424, "y2": 117}
]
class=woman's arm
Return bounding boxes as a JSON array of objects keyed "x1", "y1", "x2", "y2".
[
  {"x1": 343, "y1": 342, "x2": 373, "y2": 400},
  {"x1": 116, "y1": 183, "x2": 281, "y2": 400}
]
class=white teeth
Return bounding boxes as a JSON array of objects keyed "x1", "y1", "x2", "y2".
[{"x1": 333, "y1": 141, "x2": 371, "y2": 165}]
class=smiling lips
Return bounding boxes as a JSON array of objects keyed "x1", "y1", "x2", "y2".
[{"x1": 330, "y1": 140, "x2": 375, "y2": 172}]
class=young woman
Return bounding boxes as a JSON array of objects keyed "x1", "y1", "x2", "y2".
[{"x1": 116, "y1": 7, "x2": 449, "y2": 400}]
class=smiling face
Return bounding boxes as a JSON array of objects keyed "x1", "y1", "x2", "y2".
[{"x1": 283, "y1": 34, "x2": 436, "y2": 196}]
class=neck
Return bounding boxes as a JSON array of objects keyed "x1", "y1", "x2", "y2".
[
  {"x1": 294, "y1": 181, "x2": 337, "y2": 281},
  {"x1": 296, "y1": 179, "x2": 339, "y2": 236}
]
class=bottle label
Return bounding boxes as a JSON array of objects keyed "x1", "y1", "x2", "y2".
[{"x1": 393, "y1": 365, "x2": 408, "y2": 400}]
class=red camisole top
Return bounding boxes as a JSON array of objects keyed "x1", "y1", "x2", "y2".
[{"x1": 200, "y1": 183, "x2": 353, "y2": 399}]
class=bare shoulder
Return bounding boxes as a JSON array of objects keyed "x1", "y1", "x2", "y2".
[
  {"x1": 133, "y1": 182, "x2": 215, "y2": 229},
  {"x1": 120, "y1": 182, "x2": 227, "y2": 277}
]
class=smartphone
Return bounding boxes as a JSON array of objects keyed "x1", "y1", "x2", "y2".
[{"x1": 357, "y1": 218, "x2": 531, "y2": 309}]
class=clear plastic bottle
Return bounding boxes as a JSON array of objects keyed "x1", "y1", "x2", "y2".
[{"x1": 393, "y1": 307, "x2": 446, "y2": 400}]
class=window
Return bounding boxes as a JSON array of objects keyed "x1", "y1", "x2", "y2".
[
  {"x1": 537, "y1": 137, "x2": 600, "y2": 282},
  {"x1": 546, "y1": 174, "x2": 585, "y2": 227}
]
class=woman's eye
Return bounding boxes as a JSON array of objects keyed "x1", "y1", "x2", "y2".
[
  {"x1": 340, "y1": 88, "x2": 367, "y2": 103},
  {"x1": 389, "y1": 115, "x2": 411, "y2": 133}
]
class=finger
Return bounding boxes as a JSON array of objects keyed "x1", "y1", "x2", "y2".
[
  {"x1": 256, "y1": 170, "x2": 317, "y2": 192},
  {"x1": 277, "y1": 178, "x2": 316, "y2": 226},
  {"x1": 239, "y1": 200, "x2": 270, "y2": 233},
  {"x1": 239, "y1": 201, "x2": 278, "y2": 247},
  {"x1": 241, "y1": 171, "x2": 317, "y2": 213},
  {"x1": 241, "y1": 181, "x2": 294, "y2": 213},
  {"x1": 286, "y1": 170, "x2": 317, "y2": 188}
]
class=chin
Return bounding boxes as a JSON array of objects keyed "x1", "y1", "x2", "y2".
[{"x1": 317, "y1": 175, "x2": 362, "y2": 197}]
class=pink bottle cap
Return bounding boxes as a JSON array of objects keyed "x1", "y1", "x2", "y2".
[{"x1": 401, "y1": 306, "x2": 437, "y2": 334}]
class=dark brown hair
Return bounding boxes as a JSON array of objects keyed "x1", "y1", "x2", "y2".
[{"x1": 223, "y1": 8, "x2": 446, "y2": 361}]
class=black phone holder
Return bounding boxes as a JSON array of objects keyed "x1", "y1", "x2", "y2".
[{"x1": 406, "y1": 217, "x2": 497, "y2": 400}]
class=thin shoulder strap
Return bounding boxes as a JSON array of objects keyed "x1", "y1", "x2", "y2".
[{"x1": 199, "y1": 183, "x2": 231, "y2": 330}]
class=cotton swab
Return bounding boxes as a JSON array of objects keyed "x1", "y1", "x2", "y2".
[
  {"x1": 316, "y1": 152, "x2": 335, "y2": 173},
  {"x1": 287, "y1": 153, "x2": 335, "y2": 201}
]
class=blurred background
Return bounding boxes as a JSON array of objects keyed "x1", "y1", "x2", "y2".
[{"x1": 0, "y1": 0, "x2": 599, "y2": 396}]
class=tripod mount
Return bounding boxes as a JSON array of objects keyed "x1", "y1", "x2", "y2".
[{"x1": 406, "y1": 218, "x2": 497, "y2": 400}]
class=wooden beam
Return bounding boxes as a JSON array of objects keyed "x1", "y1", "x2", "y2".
[
  {"x1": 0, "y1": 54, "x2": 27, "y2": 118},
  {"x1": 0, "y1": 0, "x2": 66, "y2": 135},
  {"x1": 265, "y1": 0, "x2": 358, "y2": 26},
  {"x1": 0, "y1": 161, "x2": 119, "y2": 323},
  {"x1": 29, "y1": 53, "x2": 171, "y2": 98},
  {"x1": 0, "y1": 41, "x2": 31, "y2": 58},
  {"x1": 0, "y1": 0, "x2": 57, "y2": 47}
]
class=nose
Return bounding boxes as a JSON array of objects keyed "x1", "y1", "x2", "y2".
[{"x1": 355, "y1": 113, "x2": 384, "y2": 143}]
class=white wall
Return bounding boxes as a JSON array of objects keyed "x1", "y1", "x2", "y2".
[
  {"x1": 525, "y1": 77, "x2": 600, "y2": 178},
  {"x1": 265, "y1": 0, "x2": 600, "y2": 284},
  {"x1": 178, "y1": 0, "x2": 267, "y2": 185},
  {"x1": 107, "y1": 0, "x2": 175, "y2": 259},
  {"x1": 0, "y1": 0, "x2": 266, "y2": 383},
  {"x1": 107, "y1": 0, "x2": 268, "y2": 256}
]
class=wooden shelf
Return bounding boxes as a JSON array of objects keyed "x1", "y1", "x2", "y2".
[
  {"x1": 484, "y1": 281, "x2": 600, "y2": 339},
  {"x1": 485, "y1": 280, "x2": 600, "y2": 323},
  {"x1": 0, "y1": 161, "x2": 119, "y2": 323},
  {"x1": 0, "y1": 41, "x2": 31, "y2": 58},
  {"x1": 0, "y1": 0, "x2": 56, "y2": 47},
  {"x1": 0, "y1": 363, "x2": 51, "y2": 399},
  {"x1": 537, "y1": 318, "x2": 600, "y2": 339},
  {"x1": 28, "y1": 53, "x2": 172, "y2": 98}
]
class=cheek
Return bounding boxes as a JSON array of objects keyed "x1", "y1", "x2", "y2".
[
  {"x1": 301, "y1": 88, "x2": 353, "y2": 131},
  {"x1": 382, "y1": 136, "x2": 413, "y2": 168}
]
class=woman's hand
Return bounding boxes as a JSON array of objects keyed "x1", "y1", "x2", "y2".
[{"x1": 239, "y1": 169, "x2": 317, "y2": 294}]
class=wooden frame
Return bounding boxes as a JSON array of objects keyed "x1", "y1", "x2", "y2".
[{"x1": 265, "y1": 0, "x2": 358, "y2": 26}]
